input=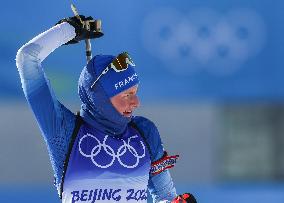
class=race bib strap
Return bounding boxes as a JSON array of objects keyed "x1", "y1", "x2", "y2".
[
  {"x1": 59, "y1": 112, "x2": 84, "y2": 199},
  {"x1": 150, "y1": 152, "x2": 179, "y2": 176}
]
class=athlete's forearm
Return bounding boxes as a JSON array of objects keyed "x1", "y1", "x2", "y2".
[
  {"x1": 16, "y1": 22, "x2": 75, "y2": 64},
  {"x1": 148, "y1": 170, "x2": 177, "y2": 202},
  {"x1": 16, "y1": 22, "x2": 75, "y2": 95}
]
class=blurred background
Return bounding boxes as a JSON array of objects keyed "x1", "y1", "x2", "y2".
[{"x1": 1, "y1": 0, "x2": 284, "y2": 202}]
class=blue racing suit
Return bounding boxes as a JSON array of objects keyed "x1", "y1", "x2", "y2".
[{"x1": 16, "y1": 22, "x2": 177, "y2": 202}]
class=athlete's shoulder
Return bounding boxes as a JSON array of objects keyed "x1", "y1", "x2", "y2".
[
  {"x1": 131, "y1": 116, "x2": 164, "y2": 161},
  {"x1": 131, "y1": 116, "x2": 157, "y2": 132}
]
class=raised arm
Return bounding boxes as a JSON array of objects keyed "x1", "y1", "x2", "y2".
[
  {"x1": 16, "y1": 22, "x2": 77, "y2": 133},
  {"x1": 15, "y1": 22, "x2": 77, "y2": 190}
]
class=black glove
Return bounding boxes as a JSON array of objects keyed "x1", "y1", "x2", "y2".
[
  {"x1": 171, "y1": 193, "x2": 197, "y2": 203},
  {"x1": 57, "y1": 15, "x2": 103, "y2": 45}
]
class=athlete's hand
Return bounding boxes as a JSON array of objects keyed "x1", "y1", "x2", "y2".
[
  {"x1": 171, "y1": 193, "x2": 197, "y2": 203},
  {"x1": 57, "y1": 15, "x2": 103, "y2": 44}
]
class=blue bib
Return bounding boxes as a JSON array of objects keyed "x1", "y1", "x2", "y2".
[{"x1": 62, "y1": 121, "x2": 151, "y2": 203}]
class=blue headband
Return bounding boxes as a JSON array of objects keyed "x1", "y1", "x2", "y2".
[{"x1": 91, "y1": 54, "x2": 139, "y2": 98}]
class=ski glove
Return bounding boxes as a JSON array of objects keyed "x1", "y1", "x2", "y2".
[
  {"x1": 171, "y1": 193, "x2": 197, "y2": 203},
  {"x1": 57, "y1": 15, "x2": 103, "y2": 45}
]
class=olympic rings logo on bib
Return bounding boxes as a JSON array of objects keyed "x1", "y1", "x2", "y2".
[{"x1": 79, "y1": 134, "x2": 146, "y2": 169}]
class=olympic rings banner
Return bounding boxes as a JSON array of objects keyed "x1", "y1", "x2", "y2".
[{"x1": 3, "y1": 0, "x2": 284, "y2": 101}]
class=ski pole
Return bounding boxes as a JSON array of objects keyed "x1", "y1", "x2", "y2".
[{"x1": 71, "y1": 3, "x2": 92, "y2": 63}]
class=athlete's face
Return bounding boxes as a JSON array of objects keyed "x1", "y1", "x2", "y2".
[{"x1": 110, "y1": 85, "x2": 140, "y2": 117}]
